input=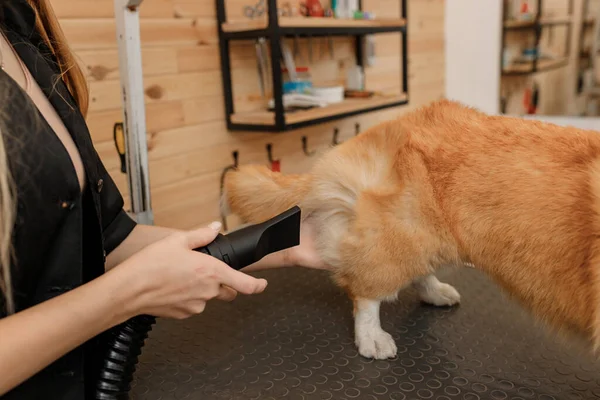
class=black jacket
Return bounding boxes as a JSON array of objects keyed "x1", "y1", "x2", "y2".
[{"x1": 0, "y1": 1, "x2": 137, "y2": 398}]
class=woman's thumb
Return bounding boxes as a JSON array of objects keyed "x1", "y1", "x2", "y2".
[{"x1": 185, "y1": 221, "x2": 222, "y2": 249}]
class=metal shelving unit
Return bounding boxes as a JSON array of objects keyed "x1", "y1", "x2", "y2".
[
  {"x1": 500, "y1": 0, "x2": 573, "y2": 76},
  {"x1": 577, "y1": 0, "x2": 600, "y2": 96},
  {"x1": 216, "y1": 0, "x2": 408, "y2": 132}
]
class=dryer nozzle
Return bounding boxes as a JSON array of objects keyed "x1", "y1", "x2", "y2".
[{"x1": 195, "y1": 206, "x2": 302, "y2": 270}]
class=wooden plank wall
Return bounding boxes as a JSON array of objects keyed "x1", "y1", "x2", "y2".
[
  {"x1": 54, "y1": 0, "x2": 445, "y2": 230},
  {"x1": 502, "y1": 0, "x2": 600, "y2": 116}
]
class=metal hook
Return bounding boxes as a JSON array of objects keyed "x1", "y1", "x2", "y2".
[
  {"x1": 266, "y1": 143, "x2": 274, "y2": 163},
  {"x1": 302, "y1": 136, "x2": 316, "y2": 156},
  {"x1": 219, "y1": 150, "x2": 240, "y2": 232},
  {"x1": 332, "y1": 127, "x2": 341, "y2": 146},
  {"x1": 355, "y1": 122, "x2": 360, "y2": 136}
]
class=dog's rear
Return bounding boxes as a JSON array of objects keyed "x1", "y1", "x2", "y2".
[
  {"x1": 221, "y1": 113, "x2": 463, "y2": 359},
  {"x1": 222, "y1": 121, "x2": 411, "y2": 268},
  {"x1": 222, "y1": 99, "x2": 600, "y2": 358}
]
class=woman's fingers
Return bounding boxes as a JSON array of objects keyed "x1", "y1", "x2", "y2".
[
  {"x1": 216, "y1": 285, "x2": 237, "y2": 301},
  {"x1": 183, "y1": 222, "x2": 268, "y2": 296},
  {"x1": 214, "y1": 263, "x2": 268, "y2": 295},
  {"x1": 184, "y1": 221, "x2": 222, "y2": 249}
]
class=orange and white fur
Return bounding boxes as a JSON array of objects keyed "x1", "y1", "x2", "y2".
[{"x1": 222, "y1": 99, "x2": 600, "y2": 360}]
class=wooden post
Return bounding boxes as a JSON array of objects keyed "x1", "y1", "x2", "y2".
[{"x1": 113, "y1": 0, "x2": 154, "y2": 225}]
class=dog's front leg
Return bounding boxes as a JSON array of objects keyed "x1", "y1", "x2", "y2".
[{"x1": 354, "y1": 297, "x2": 397, "y2": 360}]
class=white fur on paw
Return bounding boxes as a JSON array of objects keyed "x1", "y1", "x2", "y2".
[
  {"x1": 419, "y1": 282, "x2": 461, "y2": 306},
  {"x1": 356, "y1": 329, "x2": 397, "y2": 359}
]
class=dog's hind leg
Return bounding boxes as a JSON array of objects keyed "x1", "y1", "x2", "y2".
[{"x1": 413, "y1": 274, "x2": 461, "y2": 307}]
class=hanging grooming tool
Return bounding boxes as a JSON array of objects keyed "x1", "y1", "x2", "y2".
[
  {"x1": 244, "y1": 0, "x2": 266, "y2": 18},
  {"x1": 244, "y1": 1, "x2": 269, "y2": 100},
  {"x1": 293, "y1": 35, "x2": 300, "y2": 60},
  {"x1": 328, "y1": 36, "x2": 334, "y2": 59},
  {"x1": 280, "y1": 39, "x2": 298, "y2": 81},
  {"x1": 320, "y1": 37, "x2": 327, "y2": 60},
  {"x1": 276, "y1": 2, "x2": 300, "y2": 61},
  {"x1": 255, "y1": 38, "x2": 269, "y2": 98},
  {"x1": 324, "y1": 5, "x2": 334, "y2": 59}
]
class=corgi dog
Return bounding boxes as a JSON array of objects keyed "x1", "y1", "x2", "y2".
[{"x1": 221, "y1": 99, "x2": 600, "y2": 360}]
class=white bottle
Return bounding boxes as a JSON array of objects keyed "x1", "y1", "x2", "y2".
[
  {"x1": 336, "y1": 0, "x2": 347, "y2": 18},
  {"x1": 346, "y1": 65, "x2": 364, "y2": 91},
  {"x1": 347, "y1": 0, "x2": 358, "y2": 18}
]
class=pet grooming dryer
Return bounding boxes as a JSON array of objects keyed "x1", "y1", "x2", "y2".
[{"x1": 94, "y1": 206, "x2": 302, "y2": 399}]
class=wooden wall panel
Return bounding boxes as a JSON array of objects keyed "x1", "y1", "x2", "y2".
[{"x1": 56, "y1": 0, "x2": 446, "y2": 230}]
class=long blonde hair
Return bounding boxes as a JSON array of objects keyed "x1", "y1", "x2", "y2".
[{"x1": 0, "y1": 0, "x2": 89, "y2": 314}]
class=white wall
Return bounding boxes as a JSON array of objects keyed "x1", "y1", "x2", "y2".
[{"x1": 445, "y1": 0, "x2": 503, "y2": 114}]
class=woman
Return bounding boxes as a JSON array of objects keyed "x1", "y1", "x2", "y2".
[{"x1": 0, "y1": 0, "x2": 327, "y2": 398}]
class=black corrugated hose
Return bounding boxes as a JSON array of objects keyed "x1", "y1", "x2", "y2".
[{"x1": 94, "y1": 314, "x2": 156, "y2": 399}]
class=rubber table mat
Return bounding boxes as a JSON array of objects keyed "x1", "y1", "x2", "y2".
[{"x1": 130, "y1": 267, "x2": 600, "y2": 400}]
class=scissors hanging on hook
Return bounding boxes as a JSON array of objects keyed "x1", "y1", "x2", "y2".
[{"x1": 244, "y1": 0, "x2": 266, "y2": 18}]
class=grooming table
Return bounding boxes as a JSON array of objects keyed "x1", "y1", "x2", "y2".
[{"x1": 130, "y1": 268, "x2": 600, "y2": 400}]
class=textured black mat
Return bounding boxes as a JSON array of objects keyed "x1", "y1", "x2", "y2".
[{"x1": 130, "y1": 267, "x2": 600, "y2": 400}]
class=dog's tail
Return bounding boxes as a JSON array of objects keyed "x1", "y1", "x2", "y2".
[{"x1": 221, "y1": 164, "x2": 312, "y2": 224}]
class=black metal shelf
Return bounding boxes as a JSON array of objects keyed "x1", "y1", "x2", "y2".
[
  {"x1": 221, "y1": 19, "x2": 407, "y2": 40},
  {"x1": 500, "y1": 0, "x2": 573, "y2": 76},
  {"x1": 501, "y1": 57, "x2": 569, "y2": 76},
  {"x1": 230, "y1": 94, "x2": 409, "y2": 132},
  {"x1": 216, "y1": 0, "x2": 409, "y2": 132},
  {"x1": 503, "y1": 16, "x2": 572, "y2": 30},
  {"x1": 577, "y1": 0, "x2": 596, "y2": 94}
]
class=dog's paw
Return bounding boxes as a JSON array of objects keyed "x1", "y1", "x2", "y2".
[
  {"x1": 419, "y1": 282, "x2": 461, "y2": 307},
  {"x1": 356, "y1": 329, "x2": 397, "y2": 359}
]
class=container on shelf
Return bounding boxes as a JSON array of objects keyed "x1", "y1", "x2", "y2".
[
  {"x1": 282, "y1": 67, "x2": 313, "y2": 94},
  {"x1": 309, "y1": 86, "x2": 345, "y2": 104},
  {"x1": 503, "y1": 46, "x2": 520, "y2": 68},
  {"x1": 346, "y1": 65, "x2": 364, "y2": 91}
]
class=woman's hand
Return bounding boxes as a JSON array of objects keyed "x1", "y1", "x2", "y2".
[
  {"x1": 285, "y1": 219, "x2": 330, "y2": 270},
  {"x1": 114, "y1": 222, "x2": 267, "y2": 320},
  {"x1": 0, "y1": 221, "x2": 265, "y2": 395},
  {"x1": 242, "y1": 218, "x2": 332, "y2": 272}
]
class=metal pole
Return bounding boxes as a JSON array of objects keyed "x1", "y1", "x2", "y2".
[{"x1": 113, "y1": 0, "x2": 154, "y2": 225}]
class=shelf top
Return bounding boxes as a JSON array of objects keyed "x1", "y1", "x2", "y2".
[
  {"x1": 502, "y1": 57, "x2": 568, "y2": 75},
  {"x1": 222, "y1": 16, "x2": 406, "y2": 36},
  {"x1": 230, "y1": 94, "x2": 408, "y2": 131},
  {"x1": 503, "y1": 15, "x2": 572, "y2": 29}
]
